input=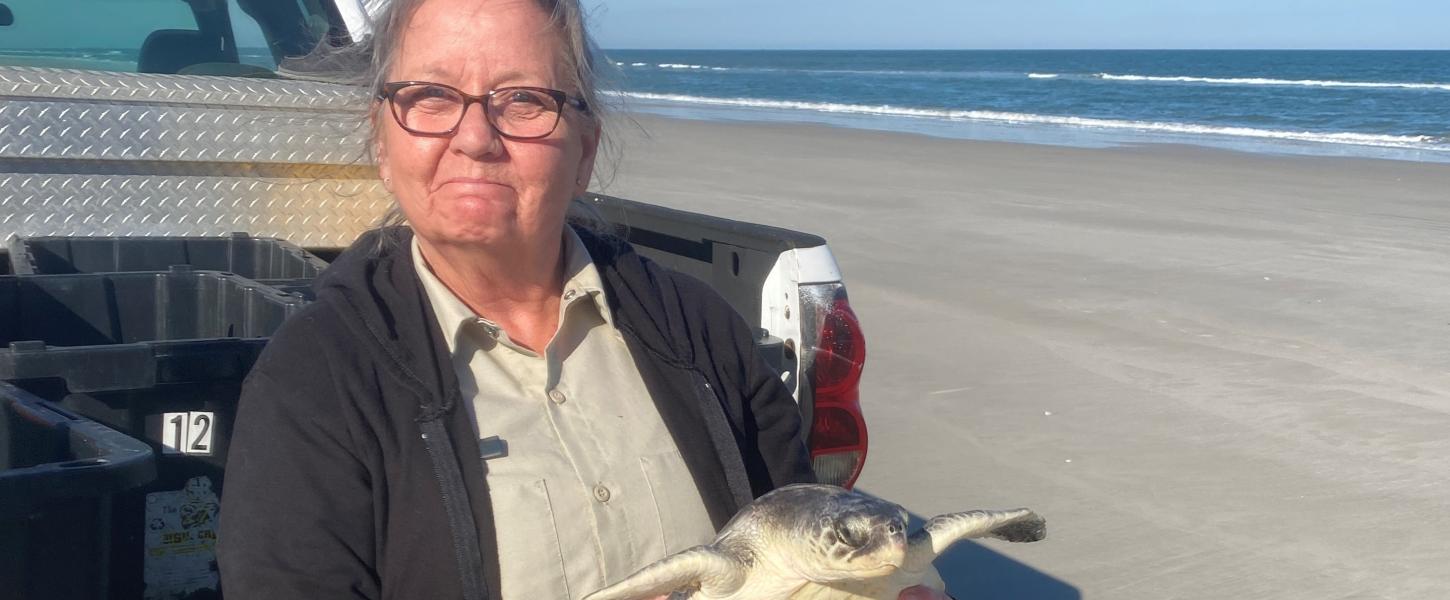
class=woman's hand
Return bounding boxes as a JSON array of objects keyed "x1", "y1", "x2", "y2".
[{"x1": 899, "y1": 584, "x2": 954, "y2": 600}]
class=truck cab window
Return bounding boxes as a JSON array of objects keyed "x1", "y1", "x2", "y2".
[{"x1": 0, "y1": 0, "x2": 335, "y2": 76}]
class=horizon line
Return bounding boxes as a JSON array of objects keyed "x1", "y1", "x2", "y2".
[{"x1": 602, "y1": 47, "x2": 1450, "y2": 52}]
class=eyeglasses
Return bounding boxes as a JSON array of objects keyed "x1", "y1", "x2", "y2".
[{"x1": 376, "y1": 81, "x2": 590, "y2": 139}]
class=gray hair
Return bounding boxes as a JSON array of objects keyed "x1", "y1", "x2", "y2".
[
  {"x1": 365, "y1": 0, "x2": 608, "y2": 131},
  {"x1": 298, "y1": 0, "x2": 619, "y2": 237}
]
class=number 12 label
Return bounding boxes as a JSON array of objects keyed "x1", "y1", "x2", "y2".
[{"x1": 161, "y1": 412, "x2": 215, "y2": 456}]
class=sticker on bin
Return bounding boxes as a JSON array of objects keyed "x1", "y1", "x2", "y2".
[
  {"x1": 161, "y1": 412, "x2": 215, "y2": 456},
  {"x1": 144, "y1": 476, "x2": 221, "y2": 599}
]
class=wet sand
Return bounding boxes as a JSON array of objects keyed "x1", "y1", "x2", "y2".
[{"x1": 605, "y1": 114, "x2": 1450, "y2": 599}]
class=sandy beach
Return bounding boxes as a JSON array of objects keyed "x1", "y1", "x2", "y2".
[{"x1": 605, "y1": 115, "x2": 1450, "y2": 599}]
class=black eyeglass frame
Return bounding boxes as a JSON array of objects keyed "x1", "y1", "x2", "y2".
[{"x1": 375, "y1": 81, "x2": 591, "y2": 139}]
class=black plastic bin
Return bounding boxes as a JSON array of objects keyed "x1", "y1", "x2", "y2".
[
  {"x1": 7, "y1": 233, "x2": 328, "y2": 280},
  {"x1": 0, "y1": 268, "x2": 307, "y2": 599},
  {"x1": 6, "y1": 345, "x2": 255, "y2": 600},
  {"x1": 0, "y1": 267, "x2": 308, "y2": 351},
  {"x1": 1, "y1": 382, "x2": 157, "y2": 600}
]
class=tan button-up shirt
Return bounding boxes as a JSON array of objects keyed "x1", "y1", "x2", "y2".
[{"x1": 411, "y1": 229, "x2": 716, "y2": 599}]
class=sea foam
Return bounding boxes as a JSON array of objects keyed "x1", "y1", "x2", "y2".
[
  {"x1": 1095, "y1": 73, "x2": 1450, "y2": 91},
  {"x1": 613, "y1": 91, "x2": 1444, "y2": 150},
  {"x1": 638, "y1": 64, "x2": 1026, "y2": 78},
  {"x1": 657, "y1": 63, "x2": 730, "y2": 71}
]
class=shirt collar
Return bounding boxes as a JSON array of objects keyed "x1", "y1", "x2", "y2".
[
  {"x1": 410, "y1": 227, "x2": 613, "y2": 356},
  {"x1": 561, "y1": 225, "x2": 613, "y2": 327},
  {"x1": 411, "y1": 235, "x2": 484, "y2": 356}
]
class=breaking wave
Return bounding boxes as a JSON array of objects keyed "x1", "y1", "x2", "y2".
[
  {"x1": 656, "y1": 63, "x2": 731, "y2": 71},
  {"x1": 620, "y1": 63, "x2": 1075, "y2": 80},
  {"x1": 612, "y1": 91, "x2": 1446, "y2": 150},
  {"x1": 1094, "y1": 73, "x2": 1450, "y2": 91}
]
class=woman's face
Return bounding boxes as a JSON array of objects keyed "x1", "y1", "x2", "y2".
[{"x1": 376, "y1": 0, "x2": 599, "y2": 249}]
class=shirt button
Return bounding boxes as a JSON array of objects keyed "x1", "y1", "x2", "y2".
[
  {"x1": 474, "y1": 319, "x2": 500, "y2": 339},
  {"x1": 593, "y1": 484, "x2": 611, "y2": 503},
  {"x1": 548, "y1": 389, "x2": 567, "y2": 404},
  {"x1": 563, "y1": 289, "x2": 577, "y2": 301}
]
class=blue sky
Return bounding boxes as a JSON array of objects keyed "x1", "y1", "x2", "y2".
[{"x1": 589, "y1": 0, "x2": 1450, "y2": 50}]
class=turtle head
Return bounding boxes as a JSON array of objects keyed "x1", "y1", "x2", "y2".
[{"x1": 765, "y1": 485, "x2": 910, "y2": 582}]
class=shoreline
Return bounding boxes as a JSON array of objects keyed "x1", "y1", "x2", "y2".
[
  {"x1": 604, "y1": 111, "x2": 1450, "y2": 187},
  {"x1": 611, "y1": 100, "x2": 1450, "y2": 165},
  {"x1": 606, "y1": 113, "x2": 1450, "y2": 599}
]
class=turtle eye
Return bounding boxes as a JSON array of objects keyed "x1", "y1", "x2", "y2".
[{"x1": 834, "y1": 520, "x2": 868, "y2": 548}]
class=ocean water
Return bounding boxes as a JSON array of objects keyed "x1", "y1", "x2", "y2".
[{"x1": 603, "y1": 50, "x2": 1450, "y2": 163}]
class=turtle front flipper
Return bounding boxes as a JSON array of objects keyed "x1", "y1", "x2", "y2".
[
  {"x1": 902, "y1": 509, "x2": 1046, "y2": 572},
  {"x1": 583, "y1": 546, "x2": 748, "y2": 600}
]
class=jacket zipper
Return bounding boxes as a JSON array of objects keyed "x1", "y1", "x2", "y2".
[
  {"x1": 419, "y1": 416, "x2": 491, "y2": 600},
  {"x1": 690, "y1": 370, "x2": 757, "y2": 512}
]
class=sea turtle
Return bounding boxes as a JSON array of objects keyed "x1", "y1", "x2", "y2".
[{"x1": 583, "y1": 483, "x2": 1046, "y2": 600}]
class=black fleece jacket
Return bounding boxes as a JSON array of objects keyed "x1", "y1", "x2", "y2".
[{"x1": 215, "y1": 226, "x2": 814, "y2": 600}]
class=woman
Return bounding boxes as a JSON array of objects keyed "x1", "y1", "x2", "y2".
[{"x1": 217, "y1": 0, "x2": 949, "y2": 598}]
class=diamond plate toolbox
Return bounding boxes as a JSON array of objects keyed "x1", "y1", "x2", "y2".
[{"x1": 0, "y1": 67, "x2": 392, "y2": 247}]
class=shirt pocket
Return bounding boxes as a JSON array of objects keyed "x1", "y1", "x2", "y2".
[
  {"x1": 638, "y1": 450, "x2": 718, "y2": 554},
  {"x1": 489, "y1": 477, "x2": 573, "y2": 599}
]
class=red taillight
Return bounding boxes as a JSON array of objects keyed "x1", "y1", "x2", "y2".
[
  {"x1": 808, "y1": 293, "x2": 867, "y2": 488},
  {"x1": 813, "y1": 298, "x2": 865, "y2": 397}
]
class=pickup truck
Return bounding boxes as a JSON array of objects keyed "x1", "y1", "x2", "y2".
[{"x1": 0, "y1": 1, "x2": 867, "y2": 598}]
